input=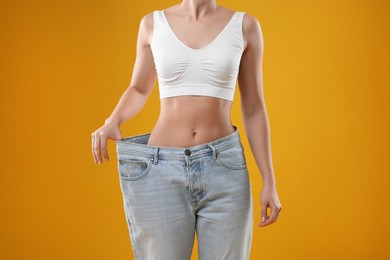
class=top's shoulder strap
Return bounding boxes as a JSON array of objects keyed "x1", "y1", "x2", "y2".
[
  {"x1": 153, "y1": 10, "x2": 162, "y2": 32},
  {"x1": 237, "y1": 11, "x2": 246, "y2": 24}
]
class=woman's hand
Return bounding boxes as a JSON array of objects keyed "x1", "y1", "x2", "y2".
[
  {"x1": 91, "y1": 120, "x2": 123, "y2": 164},
  {"x1": 258, "y1": 184, "x2": 282, "y2": 227}
]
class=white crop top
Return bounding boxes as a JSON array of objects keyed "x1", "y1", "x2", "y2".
[{"x1": 150, "y1": 10, "x2": 246, "y2": 101}]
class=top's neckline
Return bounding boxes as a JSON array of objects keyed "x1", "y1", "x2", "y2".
[{"x1": 161, "y1": 10, "x2": 238, "y2": 52}]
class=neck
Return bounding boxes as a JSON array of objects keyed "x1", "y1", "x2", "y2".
[{"x1": 179, "y1": 0, "x2": 218, "y2": 18}]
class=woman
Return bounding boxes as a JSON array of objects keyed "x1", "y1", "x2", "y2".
[{"x1": 92, "y1": 1, "x2": 282, "y2": 259}]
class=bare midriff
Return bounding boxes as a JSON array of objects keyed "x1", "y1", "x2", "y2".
[{"x1": 146, "y1": 95, "x2": 235, "y2": 148}]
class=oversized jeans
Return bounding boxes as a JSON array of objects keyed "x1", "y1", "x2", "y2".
[{"x1": 115, "y1": 125, "x2": 253, "y2": 260}]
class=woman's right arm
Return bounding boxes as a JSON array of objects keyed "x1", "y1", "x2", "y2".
[{"x1": 92, "y1": 12, "x2": 157, "y2": 164}]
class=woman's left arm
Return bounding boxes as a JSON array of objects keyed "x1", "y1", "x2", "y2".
[{"x1": 237, "y1": 13, "x2": 282, "y2": 228}]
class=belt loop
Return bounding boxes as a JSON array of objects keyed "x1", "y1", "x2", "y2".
[
  {"x1": 152, "y1": 147, "x2": 159, "y2": 164},
  {"x1": 208, "y1": 143, "x2": 217, "y2": 160}
]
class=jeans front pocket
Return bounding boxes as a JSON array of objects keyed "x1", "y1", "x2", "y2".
[
  {"x1": 216, "y1": 143, "x2": 248, "y2": 171},
  {"x1": 118, "y1": 157, "x2": 152, "y2": 181}
]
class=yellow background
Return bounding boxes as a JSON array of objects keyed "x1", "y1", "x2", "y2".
[{"x1": 1, "y1": 0, "x2": 389, "y2": 259}]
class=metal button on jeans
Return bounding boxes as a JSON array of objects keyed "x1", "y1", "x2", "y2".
[{"x1": 184, "y1": 149, "x2": 191, "y2": 156}]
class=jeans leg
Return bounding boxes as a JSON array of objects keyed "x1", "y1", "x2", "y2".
[
  {"x1": 118, "y1": 159, "x2": 196, "y2": 260},
  {"x1": 196, "y1": 154, "x2": 254, "y2": 260}
]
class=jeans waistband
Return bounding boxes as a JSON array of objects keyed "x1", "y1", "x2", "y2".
[{"x1": 116, "y1": 125, "x2": 242, "y2": 163}]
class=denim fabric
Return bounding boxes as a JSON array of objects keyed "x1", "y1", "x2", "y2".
[{"x1": 115, "y1": 125, "x2": 253, "y2": 260}]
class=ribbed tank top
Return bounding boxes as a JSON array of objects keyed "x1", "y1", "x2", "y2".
[{"x1": 150, "y1": 10, "x2": 246, "y2": 102}]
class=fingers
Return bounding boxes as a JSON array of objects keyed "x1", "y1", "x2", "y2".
[
  {"x1": 101, "y1": 136, "x2": 110, "y2": 161},
  {"x1": 258, "y1": 203, "x2": 268, "y2": 227},
  {"x1": 92, "y1": 123, "x2": 121, "y2": 164},
  {"x1": 258, "y1": 203, "x2": 282, "y2": 227},
  {"x1": 95, "y1": 134, "x2": 102, "y2": 164},
  {"x1": 268, "y1": 204, "x2": 278, "y2": 223},
  {"x1": 92, "y1": 131, "x2": 103, "y2": 164},
  {"x1": 92, "y1": 132, "x2": 99, "y2": 164},
  {"x1": 274, "y1": 204, "x2": 282, "y2": 222},
  {"x1": 258, "y1": 206, "x2": 271, "y2": 227},
  {"x1": 92, "y1": 132, "x2": 97, "y2": 164},
  {"x1": 275, "y1": 209, "x2": 280, "y2": 221}
]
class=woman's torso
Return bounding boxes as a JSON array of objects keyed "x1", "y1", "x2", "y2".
[
  {"x1": 146, "y1": 6, "x2": 244, "y2": 148},
  {"x1": 147, "y1": 96, "x2": 235, "y2": 147}
]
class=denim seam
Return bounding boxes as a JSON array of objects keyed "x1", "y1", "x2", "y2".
[
  {"x1": 118, "y1": 160, "x2": 153, "y2": 182},
  {"x1": 216, "y1": 157, "x2": 248, "y2": 170},
  {"x1": 117, "y1": 149, "x2": 153, "y2": 157},
  {"x1": 117, "y1": 138, "x2": 242, "y2": 161},
  {"x1": 214, "y1": 141, "x2": 247, "y2": 170},
  {"x1": 124, "y1": 209, "x2": 141, "y2": 260}
]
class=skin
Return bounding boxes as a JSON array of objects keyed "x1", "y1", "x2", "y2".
[{"x1": 92, "y1": 0, "x2": 282, "y2": 228}]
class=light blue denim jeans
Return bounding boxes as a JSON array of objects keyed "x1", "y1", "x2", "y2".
[{"x1": 115, "y1": 125, "x2": 253, "y2": 260}]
